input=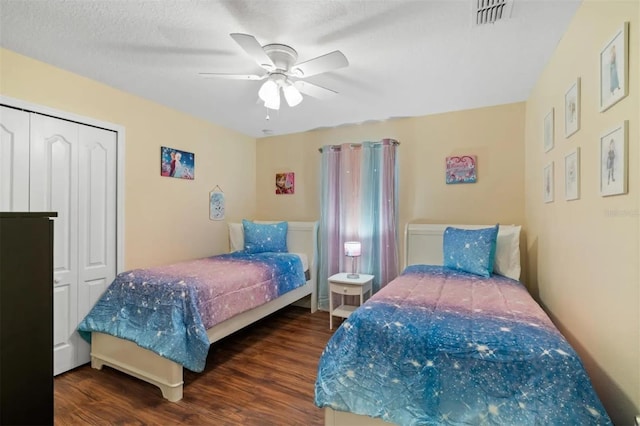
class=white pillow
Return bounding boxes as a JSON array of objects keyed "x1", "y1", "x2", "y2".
[
  {"x1": 228, "y1": 222, "x2": 244, "y2": 252},
  {"x1": 493, "y1": 225, "x2": 521, "y2": 280}
]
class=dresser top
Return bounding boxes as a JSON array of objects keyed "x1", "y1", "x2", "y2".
[{"x1": 0, "y1": 212, "x2": 58, "y2": 218}]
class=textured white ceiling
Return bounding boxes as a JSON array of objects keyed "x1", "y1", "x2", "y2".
[{"x1": 0, "y1": 0, "x2": 581, "y2": 138}]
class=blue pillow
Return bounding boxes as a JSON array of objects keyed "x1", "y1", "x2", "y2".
[
  {"x1": 443, "y1": 225, "x2": 499, "y2": 277},
  {"x1": 242, "y1": 220, "x2": 288, "y2": 254}
]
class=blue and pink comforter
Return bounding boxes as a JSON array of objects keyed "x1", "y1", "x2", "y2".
[
  {"x1": 78, "y1": 252, "x2": 305, "y2": 372},
  {"x1": 315, "y1": 265, "x2": 611, "y2": 425}
]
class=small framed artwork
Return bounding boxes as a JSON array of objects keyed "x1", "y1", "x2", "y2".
[
  {"x1": 209, "y1": 186, "x2": 225, "y2": 220},
  {"x1": 599, "y1": 22, "x2": 628, "y2": 112},
  {"x1": 544, "y1": 108, "x2": 554, "y2": 153},
  {"x1": 564, "y1": 78, "x2": 580, "y2": 138},
  {"x1": 161, "y1": 146, "x2": 195, "y2": 180},
  {"x1": 543, "y1": 161, "x2": 554, "y2": 203},
  {"x1": 446, "y1": 155, "x2": 477, "y2": 184},
  {"x1": 275, "y1": 172, "x2": 295, "y2": 194},
  {"x1": 564, "y1": 148, "x2": 580, "y2": 201},
  {"x1": 600, "y1": 121, "x2": 628, "y2": 197}
]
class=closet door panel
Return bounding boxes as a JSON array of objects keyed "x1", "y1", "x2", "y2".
[
  {"x1": 76, "y1": 125, "x2": 117, "y2": 364},
  {"x1": 0, "y1": 106, "x2": 29, "y2": 211},
  {"x1": 53, "y1": 285, "x2": 71, "y2": 345},
  {"x1": 30, "y1": 113, "x2": 80, "y2": 375}
]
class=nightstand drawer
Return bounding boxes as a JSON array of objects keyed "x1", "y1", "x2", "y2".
[{"x1": 332, "y1": 284, "x2": 363, "y2": 296}]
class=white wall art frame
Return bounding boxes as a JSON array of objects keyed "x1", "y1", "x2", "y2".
[
  {"x1": 600, "y1": 121, "x2": 628, "y2": 197},
  {"x1": 544, "y1": 108, "x2": 554, "y2": 153},
  {"x1": 599, "y1": 22, "x2": 629, "y2": 112},
  {"x1": 543, "y1": 161, "x2": 554, "y2": 203},
  {"x1": 564, "y1": 78, "x2": 580, "y2": 138},
  {"x1": 564, "y1": 148, "x2": 580, "y2": 201}
]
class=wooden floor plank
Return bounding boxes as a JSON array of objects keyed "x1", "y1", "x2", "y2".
[{"x1": 54, "y1": 306, "x2": 339, "y2": 425}]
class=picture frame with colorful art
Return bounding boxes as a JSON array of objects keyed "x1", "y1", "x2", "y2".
[
  {"x1": 445, "y1": 155, "x2": 477, "y2": 184},
  {"x1": 543, "y1": 161, "x2": 554, "y2": 203},
  {"x1": 564, "y1": 148, "x2": 580, "y2": 201},
  {"x1": 161, "y1": 146, "x2": 195, "y2": 180},
  {"x1": 543, "y1": 108, "x2": 554, "y2": 153},
  {"x1": 600, "y1": 121, "x2": 628, "y2": 197},
  {"x1": 599, "y1": 22, "x2": 628, "y2": 112},
  {"x1": 564, "y1": 78, "x2": 580, "y2": 138},
  {"x1": 275, "y1": 172, "x2": 295, "y2": 194}
]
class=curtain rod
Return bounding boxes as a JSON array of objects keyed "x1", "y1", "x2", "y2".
[{"x1": 317, "y1": 139, "x2": 400, "y2": 153}]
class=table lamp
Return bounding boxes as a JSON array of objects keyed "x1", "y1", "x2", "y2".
[{"x1": 344, "y1": 241, "x2": 361, "y2": 278}]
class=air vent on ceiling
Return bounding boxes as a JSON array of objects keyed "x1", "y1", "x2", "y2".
[{"x1": 474, "y1": 0, "x2": 512, "y2": 25}]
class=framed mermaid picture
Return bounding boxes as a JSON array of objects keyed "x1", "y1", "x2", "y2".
[{"x1": 599, "y1": 22, "x2": 628, "y2": 112}]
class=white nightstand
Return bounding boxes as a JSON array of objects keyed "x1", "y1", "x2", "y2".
[{"x1": 328, "y1": 273, "x2": 374, "y2": 329}]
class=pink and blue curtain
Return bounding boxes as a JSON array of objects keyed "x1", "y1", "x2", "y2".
[{"x1": 318, "y1": 139, "x2": 399, "y2": 311}]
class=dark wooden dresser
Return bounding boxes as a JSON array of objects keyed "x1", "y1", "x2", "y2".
[{"x1": 0, "y1": 212, "x2": 56, "y2": 425}]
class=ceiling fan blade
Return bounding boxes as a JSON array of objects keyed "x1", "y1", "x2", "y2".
[
  {"x1": 230, "y1": 33, "x2": 275, "y2": 70},
  {"x1": 198, "y1": 72, "x2": 265, "y2": 80},
  {"x1": 292, "y1": 50, "x2": 348, "y2": 78},
  {"x1": 294, "y1": 81, "x2": 338, "y2": 100}
]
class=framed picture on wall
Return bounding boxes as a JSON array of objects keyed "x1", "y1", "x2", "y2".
[
  {"x1": 275, "y1": 172, "x2": 295, "y2": 194},
  {"x1": 161, "y1": 146, "x2": 195, "y2": 180},
  {"x1": 543, "y1": 161, "x2": 554, "y2": 203},
  {"x1": 564, "y1": 148, "x2": 580, "y2": 201},
  {"x1": 599, "y1": 22, "x2": 629, "y2": 112},
  {"x1": 600, "y1": 121, "x2": 628, "y2": 197},
  {"x1": 564, "y1": 78, "x2": 580, "y2": 138},
  {"x1": 543, "y1": 108, "x2": 554, "y2": 153},
  {"x1": 445, "y1": 155, "x2": 477, "y2": 184}
]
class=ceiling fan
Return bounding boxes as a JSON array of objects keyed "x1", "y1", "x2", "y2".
[{"x1": 199, "y1": 33, "x2": 349, "y2": 110}]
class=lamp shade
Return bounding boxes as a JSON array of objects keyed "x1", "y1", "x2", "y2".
[
  {"x1": 283, "y1": 83, "x2": 303, "y2": 107},
  {"x1": 258, "y1": 79, "x2": 278, "y2": 102},
  {"x1": 264, "y1": 91, "x2": 280, "y2": 110},
  {"x1": 344, "y1": 241, "x2": 361, "y2": 257},
  {"x1": 259, "y1": 79, "x2": 280, "y2": 110}
]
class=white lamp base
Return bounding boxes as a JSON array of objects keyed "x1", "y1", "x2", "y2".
[{"x1": 346, "y1": 253, "x2": 360, "y2": 279}]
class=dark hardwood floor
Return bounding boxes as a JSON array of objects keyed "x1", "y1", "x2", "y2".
[{"x1": 54, "y1": 306, "x2": 340, "y2": 425}]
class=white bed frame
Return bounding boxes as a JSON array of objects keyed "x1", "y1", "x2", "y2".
[
  {"x1": 324, "y1": 223, "x2": 520, "y2": 426},
  {"x1": 90, "y1": 221, "x2": 318, "y2": 402}
]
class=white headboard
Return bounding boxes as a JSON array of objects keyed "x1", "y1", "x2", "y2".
[
  {"x1": 404, "y1": 223, "x2": 521, "y2": 269},
  {"x1": 229, "y1": 220, "x2": 318, "y2": 279}
]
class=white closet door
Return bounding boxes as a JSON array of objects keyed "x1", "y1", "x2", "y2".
[
  {"x1": 0, "y1": 106, "x2": 30, "y2": 211},
  {"x1": 76, "y1": 125, "x2": 117, "y2": 366},
  {"x1": 2, "y1": 98, "x2": 120, "y2": 375},
  {"x1": 29, "y1": 114, "x2": 80, "y2": 375}
]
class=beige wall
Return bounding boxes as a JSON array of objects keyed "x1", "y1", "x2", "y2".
[
  {"x1": 0, "y1": 48, "x2": 257, "y2": 270},
  {"x1": 256, "y1": 102, "x2": 526, "y2": 273},
  {"x1": 525, "y1": 1, "x2": 639, "y2": 422}
]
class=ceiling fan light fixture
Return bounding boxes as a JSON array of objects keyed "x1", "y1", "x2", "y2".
[
  {"x1": 264, "y1": 88, "x2": 281, "y2": 110},
  {"x1": 258, "y1": 79, "x2": 278, "y2": 103},
  {"x1": 283, "y1": 83, "x2": 303, "y2": 107},
  {"x1": 200, "y1": 33, "x2": 348, "y2": 114}
]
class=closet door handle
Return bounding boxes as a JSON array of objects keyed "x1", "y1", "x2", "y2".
[{"x1": 54, "y1": 278, "x2": 60, "y2": 284}]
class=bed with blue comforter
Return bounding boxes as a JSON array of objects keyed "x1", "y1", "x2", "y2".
[
  {"x1": 315, "y1": 265, "x2": 611, "y2": 425},
  {"x1": 78, "y1": 251, "x2": 305, "y2": 373}
]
